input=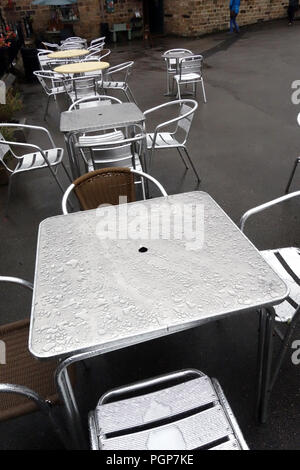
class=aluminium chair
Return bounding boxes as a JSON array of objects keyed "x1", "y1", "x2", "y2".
[
  {"x1": 64, "y1": 75, "x2": 100, "y2": 104},
  {"x1": 0, "y1": 276, "x2": 64, "y2": 443},
  {"x1": 73, "y1": 124, "x2": 145, "y2": 176},
  {"x1": 174, "y1": 54, "x2": 207, "y2": 103},
  {"x1": 144, "y1": 99, "x2": 200, "y2": 180},
  {"x1": 33, "y1": 70, "x2": 66, "y2": 119},
  {"x1": 0, "y1": 124, "x2": 71, "y2": 216},
  {"x1": 240, "y1": 190, "x2": 300, "y2": 423},
  {"x1": 62, "y1": 167, "x2": 167, "y2": 214},
  {"x1": 163, "y1": 49, "x2": 193, "y2": 96},
  {"x1": 102, "y1": 61, "x2": 137, "y2": 104},
  {"x1": 88, "y1": 369, "x2": 248, "y2": 450}
]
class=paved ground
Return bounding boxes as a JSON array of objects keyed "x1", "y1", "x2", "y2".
[{"x1": 1, "y1": 19, "x2": 300, "y2": 450}]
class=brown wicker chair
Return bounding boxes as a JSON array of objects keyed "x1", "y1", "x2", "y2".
[
  {"x1": 0, "y1": 276, "x2": 73, "y2": 441},
  {"x1": 62, "y1": 167, "x2": 168, "y2": 214}
]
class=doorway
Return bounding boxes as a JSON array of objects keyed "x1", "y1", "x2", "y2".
[{"x1": 143, "y1": 0, "x2": 164, "y2": 34}]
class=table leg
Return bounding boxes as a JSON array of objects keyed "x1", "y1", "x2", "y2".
[
  {"x1": 56, "y1": 363, "x2": 88, "y2": 449},
  {"x1": 256, "y1": 307, "x2": 275, "y2": 423},
  {"x1": 64, "y1": 133, "x2": 81, "y2": 180}
]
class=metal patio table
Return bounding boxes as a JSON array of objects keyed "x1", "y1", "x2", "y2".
[
  {"x1": 60, "y1": 102, "x2": 145, "y2": 179},
  {"x1": 29, "y1": 191, "x2": 288, "y2": 448},
  {"x1": 162, "y1": 50, "x2": 192, "y2": 96}
]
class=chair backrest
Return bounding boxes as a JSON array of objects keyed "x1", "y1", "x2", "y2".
[
  {"x1": 34, "y1": 70, "x2": 64, "y2": 94},
  {"x1": 42, "y1": 42, "x2": 59, "y2": 50},
  {"x1": 68, "y1": 94, "x2": 122, "y2": 111},
  {"x1": 76, "y1": 125, "x2": 144, "y2": 170},
  {"x1": 62, "y1": 167, "x2": 167, "y2": 213},
  {"x1": 85, "y1": 48, "x2": 111, "y2": 61},
  {"x1": 163, "y1": 49, "x2": 193, "y2": 68},
  {"x1": 179, "y1": 54, "x2": 203, "y2": 78},
  {"x1": 90, "y1": 36, "x2": 105, "y2": 48},
  {"x1": 60, "y1": 42, "x2": 85, "y2": 50},
  {"x1": 66, "y1": 76, "x2": 98, "y2": 101},
  {"x1": 176, "y1": 100, "x2": 198, "y2": 141},
  {"x1": 105, "y1": 61, "x2": 134, "y2": 85}
]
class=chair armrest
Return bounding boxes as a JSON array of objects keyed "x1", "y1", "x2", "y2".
[
  {"x1": 0, "y1": 123, "x2": 56, "y2": 148},
  {"x1": 240, "y1": 190, "x2": 300, "y2": 232},
  {"x1": 0, "y1": 276, "x2": 33, "y2": 291}
]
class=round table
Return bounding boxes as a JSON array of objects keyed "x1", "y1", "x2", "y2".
[
  {"x1": 47, "y1": 49, "x2": 89, "y2": 59},
  {"x1": 53, "y1": 61, "x2": 110, "y2": 75}
]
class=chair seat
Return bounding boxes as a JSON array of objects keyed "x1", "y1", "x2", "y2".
[
  {"x1": 102, "y1": 81, "x2": 126, "y2": 90},
  {"x1": 15, "y1": 148, "x2": 63, "y2": 173},
  {"x1": 174, "y1": 73, "x2": 201, "y2": 82},
  {"x1": 261, "y1": 247, "x2": 300, "y2": 322},
  {"x1": 146, "y1": 132, "x2": 180, "y2": 149},
  {"x1": 0, "y1": 319, "x2": 59, "y2": 421},
  {"x1": 89, "y1": 373, "x2": 247, "y2": 450}
]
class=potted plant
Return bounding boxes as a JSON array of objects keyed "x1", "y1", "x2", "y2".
[{"x1": 0, "y1": 87, "x2": 23, "y2": 185}]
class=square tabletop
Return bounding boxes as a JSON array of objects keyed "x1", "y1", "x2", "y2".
[
  {"x1": 29, "y1": 192, "x2": 288, "y2": 360},
  {"x1": 60, "y1": 102, "x2": 145, "y2": 134}
]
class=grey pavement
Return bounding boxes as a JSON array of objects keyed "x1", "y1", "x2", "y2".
[{"x1": 0, "y1": 19, "x2": 300, "y2": 449}]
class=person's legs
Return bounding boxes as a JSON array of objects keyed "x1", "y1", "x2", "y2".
[
  {"x1": 232, "y1": 13, "x2": 239, "y2": 33},
  {"x1": 288, "y1": 6, "x2": 295, "y2": 24}
]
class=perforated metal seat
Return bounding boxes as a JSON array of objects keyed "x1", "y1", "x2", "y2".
[
  {"x1": 89, "y1": 369, "x2": 248, "y2": 451},
  {"x1": 14, "y1": 148, "x2": 63, "y2": 173}
]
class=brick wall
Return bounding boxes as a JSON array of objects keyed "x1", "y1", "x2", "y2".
[
  {"x1": 164, "y1": 0, "x2": 289, "y2": 37},
  {"x1": 74, "y1": 0, "x2": 142, "y2": 39},
  {"x1": 0, "y1": 0, "x2": 142, "y2": 40},
  {"x1": 0, "y1": 0, "x2": 291, "y2": 39},
  {"x1": 0, "y1": 0, "x2": 52, "y2": 32}
]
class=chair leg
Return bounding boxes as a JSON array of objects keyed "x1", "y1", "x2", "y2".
[
  {"x1": 183, "y1": 147, "x2": 201, "y2": 182},
  {"x1": 44, "y1": 95, "x2": 51, "y2": 121},
  {"x1": 285, "y1": 157, "x2": 300, "y2": 194},
  {"x1": 177, "y1": 147, "x2": 189, "y2": 169},
  {"x1": 201, "y1": 78, "x2": 207, "y2": 103},
  {"x1": 5, "y1": 175, "x2": 13, "y2": 217},
  {"x1": 123, "y1": 88, "x2": 131, "y2": 103},
  {"x1": 61, "y1": 161, "x2": 73, "y2": 184},
  {"x1": 126, "y1": 85, "x2": 137, "y2": 105},
  {"x1": 176, "y1": 81, "x2": 181, "y2": 99}
]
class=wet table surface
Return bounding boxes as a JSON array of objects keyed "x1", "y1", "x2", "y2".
[
  {"x1": 47, "y1": 49, "x2": 89, "y2": 59},
  {"x1": 54, "y1": 61, "x2": 109, "y2": 75},
  {"x1": 60, "y1": 102, "x2": 145, "y2": 134},
  {"x1": 29, "y1": 191, "x2": 288, "y2": 360}
]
